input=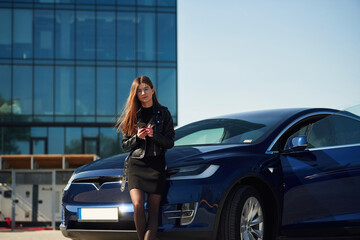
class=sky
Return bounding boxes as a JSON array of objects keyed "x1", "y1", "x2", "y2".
[{"x1": 176, "y1": 0, "x2": 360, "y2": 127}]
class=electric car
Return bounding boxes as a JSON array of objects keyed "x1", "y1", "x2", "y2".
[{"x1": 61, "y1": 106, "x2": 360, "y2": 240}]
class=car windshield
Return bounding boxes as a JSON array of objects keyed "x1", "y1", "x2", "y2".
[{"x1": 174, "y1": 112, "x2": 285, "y2": 146}]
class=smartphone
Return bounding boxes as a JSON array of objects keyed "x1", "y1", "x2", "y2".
[{"x1": 137, "y1": 122, "x2": 146, "y2": 129}]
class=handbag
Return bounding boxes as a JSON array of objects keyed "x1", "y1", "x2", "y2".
[{"x1": 120, "y1": 154, "x2": 130, "y2": 192}]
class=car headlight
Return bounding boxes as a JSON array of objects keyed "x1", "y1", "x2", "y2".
[
  {"x1": 167, "y1": 164, "x2": 220, "y2": 180},
  {"x1": 63, "y1": 173, "x2": 77, "y2": 191}
]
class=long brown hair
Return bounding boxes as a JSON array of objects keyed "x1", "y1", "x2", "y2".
[{"x1": 116, "y1": 76, "x2": 160, "y2": 136}]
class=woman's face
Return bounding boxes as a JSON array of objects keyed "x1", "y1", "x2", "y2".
[{"x1": 136, "y1": 83, "x2": 154, "y2": 106}]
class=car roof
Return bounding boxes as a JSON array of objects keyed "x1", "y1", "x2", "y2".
[{"x1": 212, "y1": 107, "x2": 338, "y2": 121}]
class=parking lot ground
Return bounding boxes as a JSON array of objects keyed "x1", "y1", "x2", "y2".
[{"x1": 0, "y1": 230, "x2": 68, "y2": 240}]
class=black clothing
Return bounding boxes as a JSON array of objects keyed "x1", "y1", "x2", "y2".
[
  {"x1": 122, "y1": 104, "x2": 175, "y2": 158},
  {"x1": 127, "y1": 155, "x2": 166, "y2": 194},
  {"x1": 122, "y1": 103, "x2": 175, "y2": 194},
  {"x1": 141, "y1": 106, "x2": 153, "y2": 125}
]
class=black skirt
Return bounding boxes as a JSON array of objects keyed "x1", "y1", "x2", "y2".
[{"x1": 128, "y1": 154, "x2": 166, "y2": 194}]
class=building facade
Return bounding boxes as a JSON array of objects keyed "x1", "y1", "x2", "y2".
[{"x1": 0, "y1": 0, "x2": 177, "y2": 158}]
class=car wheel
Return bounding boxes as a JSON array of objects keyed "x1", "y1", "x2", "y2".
[{"x1": 219, "y1": 186, "x2": 267, "y2": 240}]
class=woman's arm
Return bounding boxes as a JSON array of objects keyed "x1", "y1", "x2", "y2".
[{"x1": 122, "y1": 134, "x2": 140, "y2": 152}]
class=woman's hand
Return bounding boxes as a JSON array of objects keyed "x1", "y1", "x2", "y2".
[
  {"x1": 137, "y1": 127, "x2": 148, "y2": 139},
  {"x1": 145, "y1": 124, "x2": 153, "y2": 137}
]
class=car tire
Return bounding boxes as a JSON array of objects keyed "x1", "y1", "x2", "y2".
[{"x1": 219, "y1": 186, "x2": 267, "y2": 240}]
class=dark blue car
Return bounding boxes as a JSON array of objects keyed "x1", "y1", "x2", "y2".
[{"x1": 60, "y1": 107, "x2": 360, "y2": 240}]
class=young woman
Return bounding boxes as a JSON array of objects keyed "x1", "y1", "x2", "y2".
[{"x1": 116, "y1": 76, "x2": 175, "y2": 240}]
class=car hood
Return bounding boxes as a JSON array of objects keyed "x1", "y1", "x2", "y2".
[{"x1": 75, "y1": 144, "x2": 256, "y2": 174}]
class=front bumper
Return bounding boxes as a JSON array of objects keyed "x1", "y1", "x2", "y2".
[{"x1": 61, "y1": 172, "x2": 222, "y2": 240}]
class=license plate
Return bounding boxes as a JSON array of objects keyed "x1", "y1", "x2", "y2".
[{"x1": 78, "y1": 207, "x2": 119, "y2": 222}]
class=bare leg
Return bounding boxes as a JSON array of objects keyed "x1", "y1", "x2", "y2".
[
  {"x1": 144, "y1": 193, "x2": 162, "y2": 240},
  {"x1": 130, "y1": 189, "x2": 146, "y2": 240}
]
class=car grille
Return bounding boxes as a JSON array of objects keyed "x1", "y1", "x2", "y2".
[{"x1": 73, "y1": 176, "x2": 122, "y2": 189}]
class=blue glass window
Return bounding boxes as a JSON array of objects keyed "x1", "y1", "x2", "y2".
[
  {"x1": 158, "y1": 0, "x2": 176, "y2": 6},
  {"x1": 31, "y1": 127, "x2": 47, "y2": 137},
  {"x1": 117, "y1": 0, "x2": 135, "y2": 5},
  {"x1": 77, "y1": 0, "x2": 95, "y2": 4},
  {"x1": 76, "y1": 67, "x2": 95, "y2": 115},
  {"x1": 158, "y1": 13, "x2": 176, "y2": 61},
  {"x1": 137, "y1": 13, "x2": 156, "y2": 61},
  {"x1": 137, "y1": 0, "x2": 155, "y2": 6},
  {"x1": 97, "y1": 0, "x2": 115, "y2": 5},
  {"x1": 13, "y1": 66, "x2": 33, "y2": 115},
  {"x1": 158, "y1": 68, "x2": 176, "y2": 116},
  {"x1": 65, "y1": 127, "x2": 81, "y2": 154},
  {"x1": 117, "y1": 67, "x2": 136, "y2": 113},
  {"x1": 12, "y1": 127, "x2": 31, "y2": 154},
  {"x1": 55, "y1": 10, "x2": 75, "y2": 59},
  {"x1": 76, "y1": 11, "x2": 95, "y2": 60},
  {"x1": 117, "y1": 12, "x2": 136, "y2": 61},
  {"x1": 97, "y1": 67, "x2": 116, "y2": 115},
  {"x1": 0, "y1": 9, "x2": 12, "y2": 58},
  {"x1": 35, "y1": 9, "x2": 54, "y2": 59},
  {"x1": 100, "y1": 127, "x2": 118, "y2": 157},
  {"x1": 97, "y1": 11, "x2": 116, "y2": 60},
  {"x1": 14, "y1": 9, "x2": 33, "y2": 59},
  {"x1": 55, "y1": 67, "x2": 74, "y2": 115},
  {"x1": 34, "y1": 66, "x2": 54, "y2": 115},
  {"x1": 0, "y1": 65, "x2": 11, "y2": 114},
  {"x1": 83, "y1": 127, "x2": 98, "y2": 137},
  {"x1": 49, "y1": 127, "x2": 65, "y2": 154}
]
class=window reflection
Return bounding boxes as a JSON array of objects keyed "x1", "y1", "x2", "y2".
[
  {"x1": 137, "y1": 0, "x2": 155, "y2": 6},
  {"x1": 34, "y1": 66, "x2": 54, "y2": 115},
  {"x1": 76, "y1": 67, "x2": 95, "y2": 115},
  {"x1": 158, "y1": 13, "x2": 176, "y2": 61},
  {"x1": 117, "y1": 0, "x2": 135, "y2": 5},
  {"x1": 55, "y1": 67, "x2": 74, "y2": 115},
  {"x1": 0, "y1": 9, "x2": 12, "y2": 58},
  {"x1": 14, "y1": 9, "x2": 33, "y2": 59},
  {"x1": 97, "y1": 67, "x2": 115, "y2": 115},
  {"x1": 117, "y1": 12, "x2": 136, "y2": 60},
  {"x1": 56, "y1": 10, "x2": 75, "y2": 59},
  {"x1": 13, "y1": 66, "x2": 33, "y2": 115},
  {"x1": 0, "y1": 66, "x2": 11, "y2": 114},
  {"x1": 158, "y1": 68, "x2": 176, "y2": 116},
  {"x1": 97, "y1": 11, "x2": 116, "y2": 60},
  {"x1": 0, "y1": 127, "x2": 30, "y2": 154},
  {"x1": 35, "y1": 9, "x2": 54, "y2": 59},
  {"x1": 65, "y1": 127, "x2": 81, "y2": 154},
  {"x1": 137, "y1": 12, "x2": 156, "y2": 61},
  {"x1": 76, "y1": 11, "x2": 95, "y2": 60},
  {"x1": 49, "y1": 127, "x2": 65, "y2": 154},
  {"x1": 100, "y1": 127, "x2": 119, "y2": 157}
]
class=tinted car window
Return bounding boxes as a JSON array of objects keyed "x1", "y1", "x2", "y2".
[
  {"x1": 307, "y1": 114, "x2": 360, "y2": 148},
  {"x1": 174, "y1": 117, "x2": 278, "y2": 146},
  {"x1": 332, "y1": 114, "x2": 360, "y2": 145}
]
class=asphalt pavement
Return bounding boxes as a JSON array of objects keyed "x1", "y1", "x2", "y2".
[{"x1": 0, "y1": 230, "x2": 68, "y2": 240}]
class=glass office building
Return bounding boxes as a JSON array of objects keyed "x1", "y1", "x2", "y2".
[{"x1": 0, "y1": 0, "x2": 177, "y2": 158}]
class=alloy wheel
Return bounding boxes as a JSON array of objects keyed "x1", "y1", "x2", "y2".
[{"x1": 240, "y1": 196, "x2": 264, "y2": 240}]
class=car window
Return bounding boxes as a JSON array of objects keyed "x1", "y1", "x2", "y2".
[
  {"x1": 174, "y1": 118, "x2": 273, "y2": 146},
  {"x1": 307, "y1": 114, "x2": 360, "y2": 148},
  {"x1": 332, "y1": 114, "x2": 360, "y2": 145},
  {"x1": 174, "y1": 128, "x2": 225, "y2": 146}
]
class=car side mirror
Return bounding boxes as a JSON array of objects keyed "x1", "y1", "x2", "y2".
[{"x1": 283, "y1": 135, "x2": 308, "y2": 153}]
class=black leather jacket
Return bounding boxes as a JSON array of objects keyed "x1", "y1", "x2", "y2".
[{"x1": 122, "y1": 104, "x2": 175, "y2": 158}]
